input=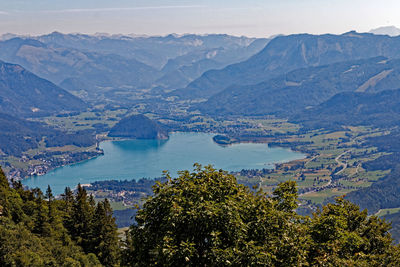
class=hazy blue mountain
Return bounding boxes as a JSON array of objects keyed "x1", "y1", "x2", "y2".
[
  {"x1": 173, "y1": 32, "x2": 400, "y2": 99},
  {"x1": 369, "y1": 26, "x2": 400, "y2": 36},
  {"x1": 156, "y1": 38, "x2": 269, "y2": 89},
  {"x1": 0, "y1": 38, "x2": 158, "y2": 99},
  {"x1": 0, "y1": 34, "x2": 268, "y2": 102},
  {"x1": 198, "y1": 57, "x2": 400, "y2": 116},
  {"x1": 37, "y1": 32, "x2": 268, "y2": 69},
  {"x1": 108, "y1": 114, "x2": 169, "y2": 139},
  {"x1": 156, "y1": 58, "x2": 221, "y2": 90},
  {"x1": 156, "y1": 48, "x2": 229, "y2": 89},
  {"x1": 0, "y1": 60, "x2": 87, "y2": 117}
]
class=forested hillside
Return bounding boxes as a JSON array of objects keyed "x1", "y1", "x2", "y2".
[
  {"x1": 0, "y1": 60, "x2": 86, "y2": 117},
  {"x1": 198, "y1": 57, "x2": 400, "y2": 116},
  {"x1": 0, "y1": 168, "x2": 119, "y2": 266},
  {"x1": 0, "y1": 113, "x2": 96, "y2": 157},
  {"x1": 108, "y1": 114, "x2": 169, "y2": 139},
  {"x1": 1, "y1": 165, "x2": 399, "y2": 266},
  {"x1": 346, "y1": 132, "x2": 400, "y2": 213},
  {"x1": 291, "y1": 88, "x2": 400, "y2": 130}
]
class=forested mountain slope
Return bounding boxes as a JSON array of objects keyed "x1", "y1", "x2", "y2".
[
  {"x1": 198, "y1": 57, "x2": 400, "y2": 116},
  {"x1": 291, "y1": 88, "x2": 400, "y2": 130},
  {"x1": 0, "y1": 60, "x2": 86, "y2": 117},
  {"x1": 0, "y1": 112, "x2": 96, "y2": 157}
]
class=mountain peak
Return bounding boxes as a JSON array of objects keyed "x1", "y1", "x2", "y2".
[{"x1": 369, "y1": 26, "x2": 400, "y2": 36}]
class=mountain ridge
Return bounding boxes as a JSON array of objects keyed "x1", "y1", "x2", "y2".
[
  {"x1": 197, "y1": 56, "x2": 400, "y2": 116},
  {"x1": 172, "y1": 32, "x2": 400, "y2": 100}
]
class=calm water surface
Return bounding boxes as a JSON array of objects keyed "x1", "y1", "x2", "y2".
[{"x1": 23, "y1": 132, "x2": 304, "y2": 194}]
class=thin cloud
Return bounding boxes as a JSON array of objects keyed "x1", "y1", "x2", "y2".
[
  {"x1": 0, "y1": 11, "x2": 9, "y2": 15},
  {"x1": 38, "y1": 6, "x2": 206, "y2": 14}
]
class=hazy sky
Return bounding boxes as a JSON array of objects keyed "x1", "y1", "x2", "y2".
[{"x1": 0, "y1": 0, "x2": 399, "y2": 37}]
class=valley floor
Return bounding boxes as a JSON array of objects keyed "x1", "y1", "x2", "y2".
[{"x1": 3, "y1": 109, "x2": 398, "y2": 236}]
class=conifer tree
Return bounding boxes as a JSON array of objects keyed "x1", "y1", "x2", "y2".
[
  {"x1": 0, "y1": 168, "x2": 8, "y2": 189},
  {"x1": 0, "y1": 168, "x2": 8, "y2": 217},
  {"x1": 61, "y1": 187, "x2": 74, "y2": 211},
  {"x1": 93, "y1": 199, "x2": 120, "y2": 266},
  {"x1": 45, "y1": 185, "x2": 55, "y2": 222},
  {"x1": 33, "y1": 192, "x2": 50, "y2": 236},
  {"x1": 0, "y1": 167, "x2": 102, "y2": 265},
  {"x1": 70, "y1": 184, "x2": 95, "y2": 252}
]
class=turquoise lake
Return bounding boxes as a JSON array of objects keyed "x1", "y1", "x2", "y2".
[{"x1": 22, "y1": 132, "x2": 305, "y2": 195}]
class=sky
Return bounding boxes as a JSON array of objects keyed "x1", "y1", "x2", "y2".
[{"x1": 0, "y1": 0, "x2": 399, "y2": 37}]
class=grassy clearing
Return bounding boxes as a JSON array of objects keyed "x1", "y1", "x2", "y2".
[
  {"x1": 95, "y1": 198, "x2": 128, "y2": 211},
  {"x1": 375, "y1": 208, "x2": 400, "y2": 217},
  {"x1": 300, "y1": 188, "x2": 355, "y2": 205}
]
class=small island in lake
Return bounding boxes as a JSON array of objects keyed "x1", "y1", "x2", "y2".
[
  {"x1": 108, "y1": 114, "x2": 169, "y2": 139},
  {"x1": 212, "y1": 135, "x2": 238, "y2": 145}
]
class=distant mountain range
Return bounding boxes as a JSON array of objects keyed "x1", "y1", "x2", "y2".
[
  {"x1": 172, "y1": 31, "x2": 400, "y2": 100},
  {"x1": 0, "y1": 60, "x2": 86, "y2": 117},
  {"x1": 36, "y1": 32, "x2": 269, "y2": 69},
  {"x1": 0, "y1": 38, "x2": 158, "y2": 100},
  {"x1": 4, "y1": 30, "x2": 400, "y2": 124},
  {"x1": 0, "y1": 33, "x2": 269, "y2": 102},
  {"x1": 369, "y1": 26, "x2": 400, "y2": 36}
]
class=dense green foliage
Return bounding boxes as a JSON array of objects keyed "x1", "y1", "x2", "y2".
[
  {"x1": 123, "y1": 165, "x2": 400, "y2": 266},
  {"x1": 87, "y1": 178, "x2": 165, "y2": 228},
  {"x1": 0, "y1": 168, "x2": 119, "y2": 266},
  {"x1": 109, "y1": 114, "x2": 169, "y2": 139},
  {"x1": 2, "y1": 163, "x2": 400, "y2": 266}
]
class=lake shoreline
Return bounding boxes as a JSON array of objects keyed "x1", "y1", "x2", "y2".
[{"x1": 22, "y1": 132, "x2": 306, "y2": 194}]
